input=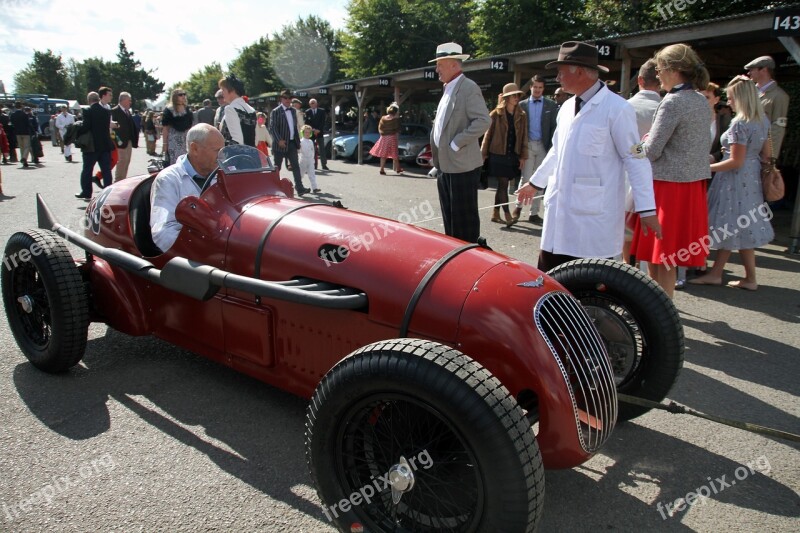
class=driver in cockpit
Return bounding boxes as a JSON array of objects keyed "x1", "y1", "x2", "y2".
[{"x1": 150, "y1": 123, "x2": 225, "y2": 252}]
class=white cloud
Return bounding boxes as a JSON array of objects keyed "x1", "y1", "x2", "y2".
[{"x1": 0, "y1": 0, "x2": 350, "y2": 94}]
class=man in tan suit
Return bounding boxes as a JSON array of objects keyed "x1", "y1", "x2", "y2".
[
  {"x1": 746, "y1": 55, "x2": 790, "y2": 159},
  {"x1": 429, "y1": 42, "x2": 491, "y2": 243}
]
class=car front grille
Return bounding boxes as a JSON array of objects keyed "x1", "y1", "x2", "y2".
[{"x1": 534, "y1": 291, "x2": 617, "y2": 452}]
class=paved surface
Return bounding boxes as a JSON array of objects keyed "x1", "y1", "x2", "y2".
[{"x1": 0, "y1": 141, "x2": 798, "y2": 532}]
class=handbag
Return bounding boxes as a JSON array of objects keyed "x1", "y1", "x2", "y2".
[
  {"x1": 761, "y1": 130, "x2": 785, "y2": 202},
  {"x1": 74, "y1": 130, "x2": 94, "y2": 152}
]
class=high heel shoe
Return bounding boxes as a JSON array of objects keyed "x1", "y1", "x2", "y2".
[
  {"x1": 512, "y1": 207, "x2": 522, "y2": 223},
  {"x1": 505, "y1": 211, "x2": 517, "y2": 227},
  {"x1": 491, "y1": 208, "x2": 502, "y2": 223},
  {"x1": 396, "y1": 167, "x2": 405, "y2": 174},
  {"x1": 379, "y1": 169, "x2": 386, "y2": 175}
]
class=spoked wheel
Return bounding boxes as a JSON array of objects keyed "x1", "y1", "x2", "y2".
[
  {"x1": 548, "y1": 259, "x2": 684, "y2": 421},
  {"x1": 307, "y1": 338, "x2": 543, "y2": 532},
  {"x1": 1, "y1": 229, "x2": 89, "y2": 373}
]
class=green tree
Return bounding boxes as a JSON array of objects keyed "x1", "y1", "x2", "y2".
[
  {"x1": 176, "y1": 62, "x2": 225, "y2": 104},
  {"x1": 107, "y1": 40, "x2": 164, "y2": 105},
  {"x1": 271, "y1": 16, "x2": 345, "y2": 88},
  {"x1": 12, "y1": 49, "x2": 69, "y2": 96},
  {"x1": 227, "y1": 37, "x2": 275, "y2": 95},
  {"x1": 470, "y1": 0, "x2": 587, "y2": 57},
  {"x1": 339, "y1": 0, "x2": 472, "y2": 79}
]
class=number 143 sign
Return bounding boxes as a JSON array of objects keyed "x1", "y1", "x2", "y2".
[{"x1": 773, "y1": 7, "x2": 800, "y2": 36}]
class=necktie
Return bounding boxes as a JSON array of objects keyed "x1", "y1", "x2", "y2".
[
  {"x1": 193, "y1": 175, "x2": 205, "y2": 190},
  {"x1": 575, "y1": 97, "x2": 583, "y2": 115}
]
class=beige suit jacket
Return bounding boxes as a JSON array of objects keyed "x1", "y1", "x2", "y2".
[
  {"x1": 761, "y1": 82, "x2": 790, "y2": 158},
  {"x1": 431, "y1": 75, "x2": 490, "y2": 174}
]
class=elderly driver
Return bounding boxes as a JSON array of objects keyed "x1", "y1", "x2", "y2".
[{"x1": 150, "y1": 123, "x2": 225, "y2": 252}]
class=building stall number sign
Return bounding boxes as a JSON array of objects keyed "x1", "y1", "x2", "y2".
[
  {"x1": 773, "y1": 7, "x2": 800, "y2": 36},
  {"x1": 596, "y1": 42, "x2": 616, "y2": 58},
  {"x1": 490, "y1": 59, "x2": 508, "y2": 71},
  {"x1": 343, "y1": 83, "x2": 356, "y2": 91},
  {"x1": 423, "y1": 69, "x2": 437, "y2": 80},
  {"x1": 378, "y1": 78, "x2": 391, "y2": 87},
  {"x1": 318, "y1": 88, "x2": 328, "y2": 95}
]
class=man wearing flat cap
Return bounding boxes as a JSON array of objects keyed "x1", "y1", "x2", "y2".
[
  {"x1": 746, "y1": 55, "x2": 790, "y2": 159},
  {"x1": 517, "y1": 41, "x2": 660, "y2": 271},
  {"x1": 429, "y1": 42, "x2": 491, "y2": 243}
]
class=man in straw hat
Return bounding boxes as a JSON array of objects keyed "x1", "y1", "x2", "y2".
[
  {"x1": 517, "y1": 41, "x2": 661, "y2": 271},
  {"x1": 429, "y1": 42, "x2": 491, "y2": 243}
]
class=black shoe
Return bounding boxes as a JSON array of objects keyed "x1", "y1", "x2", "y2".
[
  {"x1": 21, "y1": 160, "x2": 28, "y2": 168},
  {"x1": 74, "y1": 193, "x2": 91, "y2": 199},
  {"x1": 297, "y1": 187, "x2": 310, "y2": 196},
  {"x1": 92, "y1": 177, "x2": 105, "y2": 189},
  {"x1": 528, "y1": 214, "x2": 543, "y2": 224},
  {"x1": 322, "y1": 165, "x2": 329, "y2": 171}
]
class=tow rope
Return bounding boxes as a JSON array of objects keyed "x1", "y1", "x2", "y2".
[{"x1": 618, "y1": 394, "x2": 800, "y2": 443}]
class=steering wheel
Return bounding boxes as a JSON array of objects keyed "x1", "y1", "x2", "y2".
[{"x1": 199, "y1": 167, "x2": 219, "y2": 195}]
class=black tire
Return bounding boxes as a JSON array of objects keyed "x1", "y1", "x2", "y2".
[
  {"x1": 360, "y1": 141, "x2": 374, "y2": 162},
  {"x1": 306, "y1": 338, "x2": 543, "y2": 532},
  {"x1": 547, "y1": 259, "x2": 684, "y2": 421},
  {"x1": 2, "y1": 229, "x2": 89, "y2": 373}
]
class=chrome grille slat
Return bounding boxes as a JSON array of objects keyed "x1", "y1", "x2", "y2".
[
  {"x1": 555, "y1": 296, "x2": 618, "y2": 447},
  {"x1": 534, "y1": 291, "x2": 617, "y2": 452}
]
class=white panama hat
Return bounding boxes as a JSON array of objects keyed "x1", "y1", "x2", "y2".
[{"x1": 429, "y1": 42, "x2": 470, "y2": 63}]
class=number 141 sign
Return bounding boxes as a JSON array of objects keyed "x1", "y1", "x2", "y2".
[{"x1": 773, "y1": 7, "x2": 800, "y2": 36}]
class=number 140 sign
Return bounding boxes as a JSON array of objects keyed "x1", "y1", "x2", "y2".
[{"x1": 773, "y1": 7, "x2": 800, "y2": 36}]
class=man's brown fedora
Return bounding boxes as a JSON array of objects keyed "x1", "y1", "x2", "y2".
[{"x1": 545, "y1": 41, "x2": 609, "y2": 73}]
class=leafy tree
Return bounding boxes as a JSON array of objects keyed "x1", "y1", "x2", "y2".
[
  {"x1": 470, "y1": 0, "x2": 587, "y2": 56},
  {"x1": 12, "y1": 49, "x2": 69, "y2": 96},
  {"x1": 176, "y1": 62, "x2": 225, "y2": 104},
  {"x1": 339, "y1": 0, "x2": 472, "y2": 79},
  {"x1": 107, "y1": 40, "x2": 164, "y2": 104},
  {"x1": 227, "y1": 37, "x2": 275, "y2": 96},
  {"x1": 271, "y1": 16, "x2": 345, "y2": 88}
]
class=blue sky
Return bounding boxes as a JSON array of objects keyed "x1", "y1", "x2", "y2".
[{"x1": 0, "y1": 0, "x2": 350, "y2": 94}]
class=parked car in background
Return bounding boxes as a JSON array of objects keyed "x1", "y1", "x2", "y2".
[
  {"x1": 416, "y1": 144, "x2": 432, "y2": 168},
  {"x1": 333, "y1": 124, "x2": 431, "y2": 163}
]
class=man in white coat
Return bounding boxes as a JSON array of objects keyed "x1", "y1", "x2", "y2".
[
  {"x1": 517, "y1": 41, "x2": 661, "y2": 271},
  {"x1": 54, "y1": 106, "x2": 75, "y2": 162}
]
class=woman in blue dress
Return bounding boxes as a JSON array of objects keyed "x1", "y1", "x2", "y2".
[{"x1": 690, "y1": 76, "x2": 774, "y2": 291}]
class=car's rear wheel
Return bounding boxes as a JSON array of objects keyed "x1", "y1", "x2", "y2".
[
  {"x1": 2, "y1": 230, "x2": 89, "y2": 373},
  {"x1": 306, "y1": 338, "x2": 543, "y2": 532},
  {"x1": 547, "y1": 259, "x2": 684, "y2": 421}
]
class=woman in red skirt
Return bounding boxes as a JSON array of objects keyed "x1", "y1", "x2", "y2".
[
  {"x1": 630, "y1": 43, "x2": 712, "y2": 299},
  {"x1": 369, "y1": 103, "x2": 403, "y2": 175}
]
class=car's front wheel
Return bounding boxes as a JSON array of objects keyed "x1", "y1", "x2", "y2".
[
  {"x1": 2, "y1": 229, "x2": 89, "y2": 373},
  {"x1": 548, "y1": 258, "x2": 684, "y2": 420},
  {"x1": 306, "y1": 338, "x2": 543, "y2": 532}
]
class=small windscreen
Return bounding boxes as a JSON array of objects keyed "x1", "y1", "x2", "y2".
[{"x1": 216, "y1": 144, "x2": 273, "y2": 174}]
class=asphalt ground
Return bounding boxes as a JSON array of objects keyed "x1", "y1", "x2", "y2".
[{"x1": 0, "y1": 140, "x2": 798, "y2": 532}]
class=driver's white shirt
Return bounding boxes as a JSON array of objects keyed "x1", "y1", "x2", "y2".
[{"x1": 150, "y1": 154, "x2": 203, "y2": 252}]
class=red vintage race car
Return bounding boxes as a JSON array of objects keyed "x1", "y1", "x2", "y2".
[{"x1": 2, "y1": 145, "x2": 682, "y2": 532}]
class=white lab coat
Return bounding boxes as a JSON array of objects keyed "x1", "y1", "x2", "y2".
[{"x1": 530, "y1": 84, "x2": 655, "y2": 259}]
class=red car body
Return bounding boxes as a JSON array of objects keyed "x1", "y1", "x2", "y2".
[{"x1": 51, "y1": 155, "x2": 616, "y2": 470}]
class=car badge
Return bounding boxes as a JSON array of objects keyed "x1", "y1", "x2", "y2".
[{"x1": 518, "y1": 276, "x2": 545, "y2": 288}]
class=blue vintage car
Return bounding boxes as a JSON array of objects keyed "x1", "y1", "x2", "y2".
[{"x1": 332, "y1": 123, "x2": 431, "y2": 163}]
